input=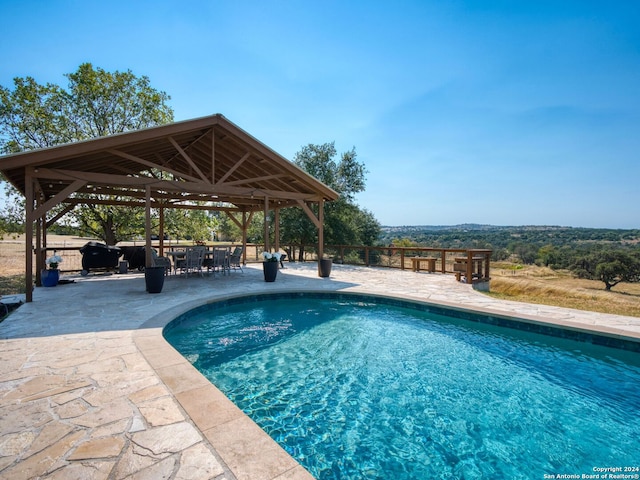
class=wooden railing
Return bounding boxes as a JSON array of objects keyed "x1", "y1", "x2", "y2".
[
  {"x1": 39, "y1": 243, "x2": 492, "y2": 283},
  {"x1": 279, "y1": 244, "x2": 492, "y2": 283}
]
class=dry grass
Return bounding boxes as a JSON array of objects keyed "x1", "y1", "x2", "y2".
[
  {"x1": 488, "y1": 263, "x2": 640, "y2": 318},
  {"x1": 0, "y1": 235, "x2": 29, "y2": 295},
  {"x1": 0, "y1": 234, "x2": 95, "y2": 295}
]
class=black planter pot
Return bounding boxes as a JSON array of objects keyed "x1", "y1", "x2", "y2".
[
  {"x1": 263, "y1": 261, "x2": 278, "y2": 282},
  {"x1": 145, "y1": 266, "x2": 165, "y2": 293},
  {"x1": 319, "y1": 258, "x2": 332, "y2": 278}
]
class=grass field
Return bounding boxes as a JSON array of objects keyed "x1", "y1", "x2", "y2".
[
  {"x1": 0, "y1": 234, "x2": 103, "y2": 298},
  {"x1": 2, "y1": 236, "x2": 640, "y2": 318},
  {"x1": 488, "y1": 262, "x2": 640, "y2": 318}
]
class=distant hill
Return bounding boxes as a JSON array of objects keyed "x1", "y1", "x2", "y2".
[
  {"x1": 379, "y1": 225, "x2": 640, "y2": 252},
  {"x1": 383, "y1": 224, "x2": 578, "y2": 232}
]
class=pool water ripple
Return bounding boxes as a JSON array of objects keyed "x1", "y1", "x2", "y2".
[{"x1": 165, "y1": 296, "x2": 640, "y2": 479}]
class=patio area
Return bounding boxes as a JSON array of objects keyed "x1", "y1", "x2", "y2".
[{"x1": 1, "y1": 263, "x2": 640, "y2": 479}]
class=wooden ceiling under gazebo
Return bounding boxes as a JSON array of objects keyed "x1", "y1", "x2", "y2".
[{"x1": 0, "y1": 114, "x2": 339, "y2": 301}]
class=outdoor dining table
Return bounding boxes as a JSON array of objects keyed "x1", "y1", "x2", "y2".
[{"x1": 165, "y1": 250, "x2": 187, "y2": 261}]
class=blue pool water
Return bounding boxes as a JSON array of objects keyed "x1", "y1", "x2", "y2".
[{"x1": 164, "y1": 294, "x2": 640, "y2": 479}]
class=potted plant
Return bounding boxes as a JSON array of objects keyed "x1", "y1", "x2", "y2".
[
  {"x1": 145, "y1": 266, "x2": 165, "y2": 293},
  {"x1": 262, "y1": 251, "x2": 282, "y2": 282},
  {"x1": 319, "y1": 256, "x2": 332, "y2": 278},
  {"x1": 42, "y1": 253, "x2": 63, "y2": 287}
]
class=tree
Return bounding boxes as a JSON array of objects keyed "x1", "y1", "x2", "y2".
[
  {"x1": 536, "y1": 244, "x2": 559, "y2": 267},
  {"x1": 0, "y1": 63, "x2": 174, "y2": 243},
  {"x1": 163, "y1": 208, "x2": 218, "y2": 242},
  {"x1": 279, "y1": 142, "x2": 380, "y2": 259},
  {"x1": 215, "y1": 211, "x2": 264, "y2": 243},
  {"x1": 511, "y1": 242, "x2": 538, "y2": 265},
  {"x1": 0, "y1": 63, "x2": 173, "y2": 153},
  {"x1": 293, "y1": 143, "x2": 365, "y2": 202},
  {"x1": 572, "y1": 250, "x2": 640, "y2": 291},
  {"x1": 73, "y1": 203, "x2": 147, "y2": 246}
]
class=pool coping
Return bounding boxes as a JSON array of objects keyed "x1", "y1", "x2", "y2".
[{"x1": 135, "y1": 286, "x2": 640, "y2": 479}]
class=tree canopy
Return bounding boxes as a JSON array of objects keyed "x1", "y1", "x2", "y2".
[
  {"x1": 278, "y1": 142, "x2": 380, "y2": 259},
  {"x1": 571, "y1": 249, "x2": 640, "y2": 291},
  {"x1": 0, "y1": 63, "x2": 173, "y2": 153},
  {"x1": 0, "y1": 63, "x2": 174, "y2": 243}
]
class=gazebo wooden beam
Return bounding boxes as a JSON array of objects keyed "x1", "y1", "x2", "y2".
[
  {"x1": 167, "y1": 135, "x2": 210, "y2": 184},
  {"x1": 46, "y1": 204, "x2": 75, "y2": 228},
  {"x1": 221, "y1": 173, "x2": 287, "y2": 187},
  {"x1": 216, "y1": 152, "x2": 250, "y2": 185},
  {"x1": 29, "y1": 180, "x2": 86, "y2": 221},
  {"x1": 31, "y1": 168, "x2": 322, "y2": 201},
  {"x1": 62, "y1": 197, "x2": 253, "y2": 212},
  {"x1": 107, "y1": 149, "x2": 204, "y2": 184},
  {"x1": 296, "y1": 199, "x2": 321, "y2": 229}
]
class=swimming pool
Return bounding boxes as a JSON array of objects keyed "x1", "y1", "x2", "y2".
[{"x1": 164, "y1": 293, "x2": 640, "y2": 479}]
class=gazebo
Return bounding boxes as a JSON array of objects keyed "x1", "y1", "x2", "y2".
[{"x1": 0, "y1": 114, "x2": 339, "y2": 301}]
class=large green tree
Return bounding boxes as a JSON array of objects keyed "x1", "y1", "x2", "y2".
[
  {"x1": 572, "y1": 249, "x2": 640, "y2": 291},
  {"x1": 279, "y1": 142, "x2": 380, "y2": 259},
  {"x1": 0, "y1": 63, "x2": 173, "y2": 153},
  {"x1": 0, "y1": 63, "x2": 174, "y2": 243},
  {"x1": 163, "y1": 208, "x2": 218, "y2": 242}
]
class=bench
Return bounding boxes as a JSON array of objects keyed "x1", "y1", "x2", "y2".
[
  {"x1": 411, "y1": 257, "x2": 437, "y2": 273},
  {"x1": 454, "y1": 256, "x2": 485, "y2": 282}
]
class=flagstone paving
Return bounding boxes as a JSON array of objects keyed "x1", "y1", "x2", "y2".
[{"x1": 1, "y1": 262, "x2": 639, "y2": 479}]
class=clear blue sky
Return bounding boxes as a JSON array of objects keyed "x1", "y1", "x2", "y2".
[{"x1": 2, "y1": 0, "x2": 639, "y2": 228}]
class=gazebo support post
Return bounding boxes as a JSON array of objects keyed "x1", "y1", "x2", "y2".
[
  {"x1": 295, "y1": 198, "x2": 326, "y2": 275},
  {"x1": 159, "y1": 206, "x2": 165, "y2": 254},
  {"x1": 263, "y1": 196, "x2": 270, "y2": 252},
  {"x1": 226, "y1": 210, "x2": 253, "y2": 264},
  {"x1": 36, "y1": 214, "x2": 43, "y2": 286},
  {"x1": 24, "y1": 172, "x2": 34, "y2": 302},
  {"x1": 317, "y1": 199, "x2": 324, "y2": 261},
  {"x1": 274, "y1": 207, "x2": 280, "y2": 254},
  {"x1": 241, "y1": 211, "x2": 248, "y2": 264},
  {"x1": 145, "y1": 186, "x2": 153, "y2": 268}
]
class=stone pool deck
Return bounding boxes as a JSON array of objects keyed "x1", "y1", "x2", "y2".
[{"x1": 1, "y1": 263, "x2": 639, "y2": 479}]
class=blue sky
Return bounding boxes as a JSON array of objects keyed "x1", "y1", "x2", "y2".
[{"x1": 1, "y1": 0, "x2": 639, "y2": 228}]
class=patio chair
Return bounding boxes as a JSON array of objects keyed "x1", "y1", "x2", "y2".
[
  {"x1": 229, "y1": 246, "x2": 243, "y2": 272},
  {"x1": 189, "y1": 246, "x2": 207, "y2": 276},
  {"x1": 150, "y1": 248, "x2": 172, "y2": 276},
  {"x1": 205, "y1": 247, "x2": 230, "y2": 275},
  {"x1": 169, "y1": 249, "x2": 187, "y2": 275},
  {"x1": 178, "y1": 246, "x2": 206, "y2": 276}
]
